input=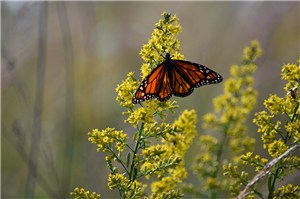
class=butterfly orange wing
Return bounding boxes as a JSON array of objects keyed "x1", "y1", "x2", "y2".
[
  {"x1": 170, "y1": 60, "x2": 223, "y2": 97},
  {"x1": 132, "y1": 62, "x2": 172, "y2": 104}
]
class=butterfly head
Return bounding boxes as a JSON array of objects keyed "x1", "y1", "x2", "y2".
[
  {"x1": 163, "y1": 53, "x2": 173, "y2": 62},
  {"x1": 165, "y1": 53, "x2": 171, "y2": 59}
]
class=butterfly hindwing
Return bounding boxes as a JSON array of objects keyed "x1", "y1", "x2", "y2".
[{"x1": 132, "y1": 62, "x2": 172, "y2": 104}]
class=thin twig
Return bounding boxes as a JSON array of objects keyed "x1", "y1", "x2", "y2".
[
  {"x1": 237, "y1": 144, "x2": 300, "y2": 199},
  {"x1": 56, "y1": 2, "x2": 75, "y2": 198},
  {"x1": 25, "y1": 2, "x2": 48, "y2": 198},
  {"x1": 2, "y1": 123, "x2": 59, "y2": 198}
]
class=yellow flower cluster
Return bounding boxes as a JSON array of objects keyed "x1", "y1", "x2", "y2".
[
  {"x1": 286, "y1": 119, "x2": 300, "y2": 143},
  {"x1": 188, "y1": 41, "x2": 262, "y2": 198},
  {"x1": 204, "y1": 177, "x2": 220, "y2": 191},
  {"x1": 253, "y1": 58, "x2": 300, "y2": 153},
  {"x1": 227, "y1": 57, "x2": 300, "y2": 198},
  {"x1": 141, "y1": 122, "x2": 174, "y2": 143},
  {"x1": 223, "y1": 163, "x2": 251, "y2": 197},
  {"x1": 141, "y1": 109, "x2": 197, "y2": 196},
  {"x1": 273, "y1": 184, "x2": 300, "y2": 198},
  {"x1": 263, "y1": 94, "x2": 286, "y2": 114},
  {"x1": 88, "y1": 128, "x2": 128, "y2": 154},
  {"x1": 125, "y1": 100, "x2": 178, "y2": 128},
  {"x1": 116, "y1": 11, "x2": 183, "y2": 119},
  {"x1": 108, "y1": 173, "x2": 132, "y2": 190},
  {"x1": 253, "y1": 111, "x2": 277, "y2": 147},
  {"x1": 115, "y1": 12, "x2": 184, "y2": 131},
  {"x1": 116, "y1": 73, "x2": 178, "y2": 129},
  {"x1": 77, "y1": 12, "x2": 225, "y2": 199},
  {"x1": 145, "y1": 189, "x2": 184, "y2": 199},
  {"x1": 198, "y1": 135, "x2": 219, "y2": 152},
  {"x1": 70, "y1": 187, "x2": 100, "y2": 199},
  {"x1": 114, "y1": 12, "x2": 196, "y2": 198},
  {"x1": 191, "y1": 136, "x2": 219, "y2": 178},
  {"x1": 116, "y1": 72, "x2": 139, "y2": 109},
  {"x1": 281, "y1": 59, "x2": 300, "y2": 82},
  {"x1": 240, "y1": 152, "x2": 268, "y2": 171},
  {"x1": 166, "y1": 109, "x2": 198, "y2": 157},
  {"x1": 140, "y1": 12, "x2": 183, "y2": 72},
  {"x1": 107, "y1": 174, "x2": 147, "y2": 198},
  {"x1": 241, "y1": 40, "x2": 263, "y2": 64},
  {"x1": 151, "y1": 176, "x2": 177, "y2": 194},
  {"x1": 267, "y1": 140, "x2": 289, "y2": 158},
  {"x1": 142, "y1": 144, "x2": 167, "y2": 160},
  {"x1": 203, "y1": 42, "x2": 262, "y2": 152}
]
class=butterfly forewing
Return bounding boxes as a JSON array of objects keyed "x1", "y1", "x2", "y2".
[
  {"x1": 132, "y1": 63, "x2": 172, "y2": 104},
  {"x1": 158, "y1": 69, "x2": 172, "y2": 100}
]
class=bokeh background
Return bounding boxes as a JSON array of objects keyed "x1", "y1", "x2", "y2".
[{"x1": 1, "y1": 1, "x2": 299, "y2": 198}]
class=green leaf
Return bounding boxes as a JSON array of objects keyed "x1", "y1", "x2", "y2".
[
  {"x1": 126, "y1": 152, "x2": 131, "y2": 168},
  {"x1": 133, "y1": 168, "x2": 138, "y2": 180}
]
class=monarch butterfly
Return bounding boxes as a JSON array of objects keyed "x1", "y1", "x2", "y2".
[{"x1": 132, "y1": 53, "x2": 223, "y2": 104}]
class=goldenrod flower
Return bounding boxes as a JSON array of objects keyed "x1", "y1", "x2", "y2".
[
  {"x1": 189, "y1": 41, "x2": 262, "y2": 198},
  {"x1": 226, "y1": 57, "x2": 300, "y2": 198}
]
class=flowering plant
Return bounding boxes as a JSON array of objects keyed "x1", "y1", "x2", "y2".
[
  {"x1": 71, "y1": 11, "x2": 300, "y2": 199},
  {"x1": 72, "y1": 12, "x2": 198, "y2": 199},
  {"x1": 180, "y1": 40, "x2": 263, "y2": 198},
  {"x1": 227, "y1": 59, "x2": 300, "y2": 199}
]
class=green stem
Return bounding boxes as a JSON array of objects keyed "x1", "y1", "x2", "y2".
[
  {"x1": 129, "y1": 122, "x2": 144, "y2": 180},
  {"x1": 136, "y1": 161, "x2": 175, "y2": 179},
  {"x1": 126, "y1": 144, "x2": 135, "y2": 152},
  {"x1": 268, "y1": 166, "x2": 280, "y2": 199},
  {"x1": 140, "y1": 130, "x2": 165, "y2": 140},
  {"x1": 105, "y1": 146, "x2": 129, "y2": 174},
  {"x1": 209, "y1": 122, "x2": 230, "y2": 199},
  {"x1": 290, "y1": 101, "x2": 299, "y2": 123}
]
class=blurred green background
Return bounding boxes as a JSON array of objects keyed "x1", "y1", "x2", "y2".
[{"x1": 1, "y1": 1, "x2": 299, "y2": 198}]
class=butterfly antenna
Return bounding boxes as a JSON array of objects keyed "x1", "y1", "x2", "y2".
[{"x1": 161, "y1": 52, "x2": 171, "y2": 59}]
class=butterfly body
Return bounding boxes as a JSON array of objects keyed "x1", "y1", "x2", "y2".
[{"x1": 132, "y1": 53, "x2": 223, "y2": 104}]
